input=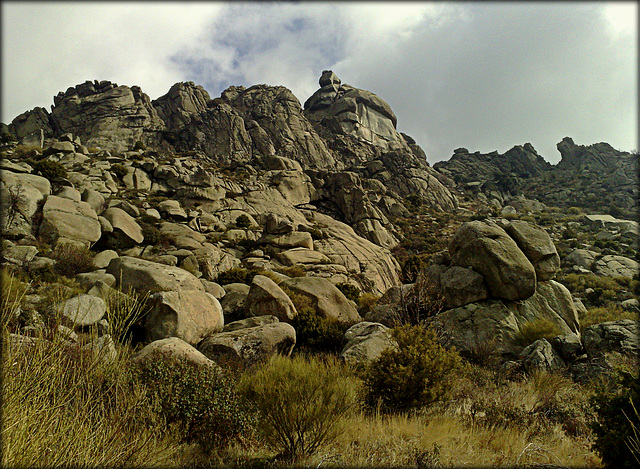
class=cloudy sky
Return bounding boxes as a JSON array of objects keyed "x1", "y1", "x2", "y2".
[{"x1": 2, "y1": 2, "x2": 636, "y2": 164}]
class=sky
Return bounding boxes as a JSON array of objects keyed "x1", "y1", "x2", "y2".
[{"x1": 2, "y1": 1, "x2": 637, "y2": 164}]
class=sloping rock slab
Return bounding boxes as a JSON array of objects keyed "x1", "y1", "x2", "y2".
[
  {"x1": 106, "y1": 256, "x2": 204, "y2": 293},
  {"x1": 280, "y1": 276, "x2": 361, "y2": 323},
  {"x1": 198, "y1": 322, "x2": 296, "y2": 367}
]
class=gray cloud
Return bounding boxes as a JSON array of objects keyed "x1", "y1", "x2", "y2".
[{"x1": 2, "y1": 2, "x2": 636, "y2": 164}]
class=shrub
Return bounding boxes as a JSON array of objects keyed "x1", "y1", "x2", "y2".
[
  {"x1": 363, "y1": 324, "x2": 462, "y2": 413},
  {"x1": 590, "y1": 367, "x2": 640, "y2": 468},
  {"x1": 136, "y1": 353, "x2": 254, "y2": 452},
  {"x1": 13, "y1": 144, "x2": 41, "y2": 159},
  {"x1": 32, "y1": 159, "x2": 67, "y2": 181},
  {"x1": 132, "y1": 140, "x2": 146, "y2": 151},
  {"x1": 238, "y1": 354, "x2": 358, "y2": 461},
  {"x1": 515, "y1": 318, "x2": 562, "y2": 347},
  {"x1": 102, "y1": 288, "x2": 151, "y2": 345},
  {"x1": 216, "y1": 267, "x2": 253, "y2": 285},
  {"x1": 357, "y1": 292, "x2": 379, "y2": 313},
  {"x1": 393, "y1": 271, "x2": 445, "y2": 325},
  {"x1": 110, "y1": 163, "x2": 128, "y2": 180},
  {"x1": 337, "y1": 283, "x2": 360, "y2": 302},
  {"x1": 234, "y1": 214, "x2": 251, "y2": 228},
  {"x1": 401, "y1": 255, "x2": 424, "y2": 284},
  {"x1": 274, "y1": 265, "x2": 305, "y2": 278},
  {"x1": 50, "y1": 243, "x2": 95, "y2": 277}
]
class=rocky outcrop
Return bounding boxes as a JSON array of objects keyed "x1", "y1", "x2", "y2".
[
  {"x1": 340, "y1": 321, "x2": 395, "y2": 367},
  {"x1": 49, "y1": 80, "x2": 168, "y2": 154},
  {"x1": 38, "y1": 195, "x2": 102, "y2": 247},
  {"x1": 449, "y1": 220, "x2": 536, "y2": 301},
  {"x1": 106, "y1": 256, "x2": 205, "y2": 293}
]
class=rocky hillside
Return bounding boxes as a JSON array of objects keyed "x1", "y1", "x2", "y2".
[
  {"x1": 434, "y1": 137, "x2": 638, "y2": 219},
  {"x1": 1, "y1": 71, "x2": 637, "y2": 379}
]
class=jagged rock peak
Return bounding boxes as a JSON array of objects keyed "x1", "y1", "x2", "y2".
[
  {"x1": 556, "y1": 136, "x2": 632, "y2": 171},
  {"x1": 319, "y1": 70, "x2": 341, "y2": 87}
]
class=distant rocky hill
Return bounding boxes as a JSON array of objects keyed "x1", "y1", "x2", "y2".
[{"x1": 434, "y1": 137, "x2": 638, "y2": 219}]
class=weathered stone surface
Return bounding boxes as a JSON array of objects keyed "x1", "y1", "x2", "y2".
[
  {"x1": 223, "y1": 315, "x2": 280, "y2": 332},
  {"x1": 593, "y1": 255, "x2": 639, "y2": 279},
  {"x1": 198, "y1": 322, "x2": 296, "y2": 366},
  {"x1": 57, "y1": 294, "x2": 106, "y2": 327},
  {"x1": 93, "y1": 249, "x2": 118, "y2": 269},
  {"x1": 75, "y1": 271, "x2": 116, "y2": 289},
  {"x1": 519, "y1": 339, "x2": 565, "y2": 373},
  {"x1": 550, "y1": 333, "x2": 583, "y2": 361},
  {"x1": 130, "y1": 336, "x2": 219, "y2": 369},
  {"x1": 429, "y1": 280, "x2": 579, "y2": 357},
  {"x1": 563, "y1": 249, "x2": 598, "y2": 270},
  {"x1": 261, "y1": 231, "x2": 313, "y2": 250},
  {"x1": 583, "y1": 319, "x2": 638, "y2": 359},
  {"x1": 38, "y1": 195, "x2": 101, "y2": 247},
  {"x1": 219, "y1": 283, "x2": 250, "y2": 321},
  {"x1": 56, "y1": 186, "x2": 82, "y2": 202},
  {"x1": 276, "y1": 247, "x2": 331, "y2": 266},
  {"x1": 440, "y1": 266, "x2": 488, "y2": 308},
  {"x1": 2, "y1": 245, "x2": 39, "y2": 265},
  {"x1": 106, "y1": 256, "x2": 204, "y2": 293},
  {"x1": 449, "y1": 220, "x2": 536, "y2": 301},
  {"x1": 146, "y1": 290, "x2": 224, "y2": 345},
  {"x1": 280, "y1": 276, "x2": 361, "y2": 323},
  {"x1": 244, "y1": 275, "x2": 297, "y2": 322},
  {"x1": 101, "y1": 207, "x2": 144, "y2": 247},
  {"x1": 504, "y1": 220, "x2": 560, "y2": 280},
  {"x1": 83, "y1": 334, "x2": 117, "y2": 363},
  {"x1": 340, "y1": 321, "x2": 395, "y2": 367}
]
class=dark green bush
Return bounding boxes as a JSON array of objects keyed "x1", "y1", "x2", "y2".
[
  {"x1": 110, "y1": 163, "x2": 128, "y2": 180},
  {"x1": 289, "y1": 306, "x2": 351, "y2": 356},
  {"x1": 50, "y1": 243, "x2": 95, "y2": 277},
  {"x1": 216, "y1": 267, "x2": 254, "y2": 285},
  {"x1": 590, "y1": 367, "x2": 640, "y2": 468},
  {"x1": 136, "y1": 353, "x2": 255, "y2": 452},
  {"x1": 363, "y1": 324, "x2": 462, "y2": 413},
  {"x1": 235, "y1": 214, "x2": 251, "y2": 228},
  {"x1": 132, "y1": 140, "x2": 146, "y2": 151},
  {"x1": 336, "y1": 283, "x2": 360, "y2": 302},
  {"x1": 32, "y1": 159, "x2": 67, "y2": 181},
  {"x1": 401, "y1": 255, "x2": 424, "y2": 283}
]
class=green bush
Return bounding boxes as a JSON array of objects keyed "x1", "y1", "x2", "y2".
[
  {"x1": 234, "y1": 214, "x2": 251, "y2": 228},
  {"x1": 216, "y1": 267, "x2": 254, "y2": 285},
  {"x1": 590, "y1": 367, "x2": 640, "y2": 468},
  {"x1": 515, "y1": 318, "x2": 563, "y2": 347},
  {"x1": 32, "y1": 159, "x2": 67, "y2": 181},
  {"x1": 136, "y1": 353, "x2": 255, "y2": 452},
  {"x1": 13, "y1": 144, "x2": 41, "y2": 159},
  {"x1": 110, "y1": 163, "x2": 128, "y2": 180},
  {"x1": 401, "y1": 255, "x2": 424, "y2": 283},
  {"x1": 337, "y1": 283, "x2": 360, "y2": 302},
  {"x1": 274, "y1": 265, "x2": 306, "y2": 278},
  {"x1": 363, "y1": 324, "x2": 462, "y2": 413},
  {"x1": 50, "y1": 243, "x2": 95, "y2": 277},
  {"x1": 132, "y1": 140, "x2": 146, "y2": 151},
  {"x1": 1, "y1": 268, "x2": 30, "y2": 331},
  {"x1": 238, "y1": 354, "x2": 358, "y2": 461}
]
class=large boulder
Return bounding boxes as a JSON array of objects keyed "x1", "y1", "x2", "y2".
[
  {"x1": 504, "y1": 220, "x2": 560, "y2": 280},
  {"x1": 280, "y1": 276, "x2": 361, "y2": 323},
  {"x1": 56, "y1": 294, "x2": 106, "y2": 327},
  {"x1": 219, "y1": 283, "x2": 250, "y2": 322},
  {"x1": 440, "y1": 266, "x2": 488, "y2": 308},
  {"x1": 38, "y1": 195, "x2": 101, "y2": 247},
  {"x1": 519, "y1": 338, "x2": 566, "y2": 373},
  {"x1": 592, "y1": 255, "x2": 639, "y2": 279},
  {"x1": 0, "y1": 171, "x2": 50, "y2": 237},
  {"x1": 429, "y1": 280, "x2": 579, "y2": 357},
  {"x1": 101, "y1": 207, "x2": 144, "y2": 248},
  {"x1": 244, "y1": 275, "x2": 297, "y2": 322},
  {"x1": 145, "y1": 290, "x2": 224, "y2": 345},
  {"x1": 106, "y1": 256, "x2": 205, "y2": 293},
  {"x1": 340, "y1": 322, "x2": 395, "y2": 368},
  {"x1": 449, "y1": 220, "x2": 536, "y2": 301},
  {"x1": 197, "y1": 322, "x2": 296, "y2": 367},
  {"x1": 130, "y1": 336, "x2": 219, "y2": 369}
]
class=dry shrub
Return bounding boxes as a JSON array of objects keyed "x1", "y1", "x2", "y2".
[
  {"x1": 50, "y1": 243, "x2": 95, "y2": 277},
  {"x1": 1, "y1": 267, "x2": 30, "y2": 331},
  {"x1": 515, "y1": 318, "x2": 562, "y2": 347},
  {"x1": 2, "y1": 331, "x2": 181, "y2": 467},
  {"x1": 392, "y1": 271, "x2": 445, "y2": 326},
  {"x1": 239, "y1": 354, "x2": 358, "y2": 461}
]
